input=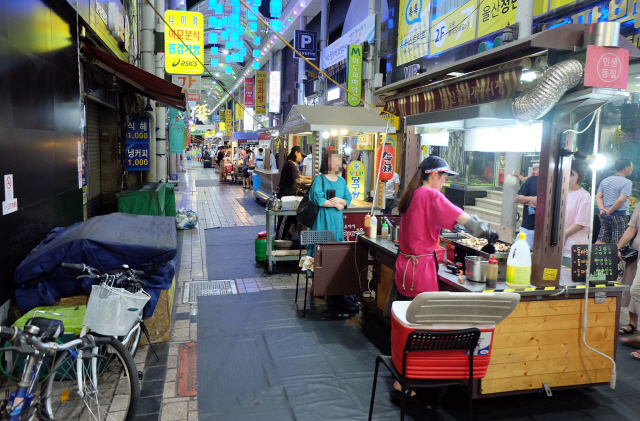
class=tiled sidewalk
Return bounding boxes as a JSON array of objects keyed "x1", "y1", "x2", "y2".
[{"x1": 138, "y1": 163, "x2": 301, "y2": 421}]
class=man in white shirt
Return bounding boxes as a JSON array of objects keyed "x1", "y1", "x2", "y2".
[
  {"x1": 301, "y1": 146, "x2": 313, "y2": 176},
  {"x1": 383, "y1": 172, "x2": 400, "y2": 214},
  {"x1": 254, "y1": 148, "x2": 264, "y2": 170}
]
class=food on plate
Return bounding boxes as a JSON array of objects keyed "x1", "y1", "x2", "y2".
[{"x1": 457, "y1": 238, "x2": 510, "y2": 253}]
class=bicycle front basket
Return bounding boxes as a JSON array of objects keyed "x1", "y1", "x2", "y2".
[{"x1": 83, "y1": 284, "x2": 150, "y2": 336}]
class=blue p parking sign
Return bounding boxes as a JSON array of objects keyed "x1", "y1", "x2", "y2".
[{"x1": 294, "y1": 30, "x2": 317, "y2": 60}]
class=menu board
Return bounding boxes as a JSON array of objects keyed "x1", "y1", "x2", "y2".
[{"x1": 571, "y1": 244, "x2": 618, "y2": 283}]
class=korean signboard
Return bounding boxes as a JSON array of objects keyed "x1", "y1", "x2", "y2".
[
  {"x1": 357, "y1": 134, "x2": 373, "y2": 150},
  {"x1": 125, "y1": 117, "x2": 150, "y2": 170},
  {"x1": 478, "y1": 0, "x2": 516, "y2": 37},
  {"x1": 347, "y1": 45, "x2": 363, "y2": 107},
  {"x1": 584, "y1": 46, "x2": 629, "y2": 90},
  {"x1": 255, "y1": 71, "x2": 267, "y2": 115},
  {"x1": 169, "y1": 108, "x2": 185, "y2": 153},
  {"x1": 321, "y1": 15, "x2": 375, "y2": 69},
  {"x1": 244, "y1": 77, "x2": 255, "y2": 107},
  {"x1": 244, "y1": 107, "x2": 254, "y2": 131},
  {"x1": 172, "y1": 75, "x2": 201, "y2": 93},
  {"x1": 293, "y1": 30, "x2": 318, "y2": 59},
  {"x1": 225, "y1": 109, "x2": 233, "y2": 121},
  {"x1": 397, "y1": 0, "x2": 430, "y2": 65},
  {"x1": 236, "y1": 104, "x2": 244, "y2": 119},
  {"x1": 164, "y1": 11, "x2": 204, "y2": 75},
  {"x1": 430, "y1": 0, "x2": 476, "y2": 55},
  {"x1": 380, "y1": 113, "x2": 400, "y2": 130},
  {"x1": 346, "y1": 161, "x2": 366, "y2": 201},
  {"x1": 219, "y1": 108, "x2": 225, "y2": 121},
  {"x1": 269, "y1": 71, "x2": 281, "y2": 113}
]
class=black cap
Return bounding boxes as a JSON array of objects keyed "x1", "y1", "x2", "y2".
[
  {"x1": 290, "y1": 146, "x2": 306, "y2": 158},
  {"x1": 419, "y1": 156, "x2": 458, "y2": 179}
]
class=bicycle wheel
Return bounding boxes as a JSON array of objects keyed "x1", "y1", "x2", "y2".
[
  {"x1": 118, "y1": 323, "x2": 141, "y2": 359},
  {"x1": 41, "y1": 336, "x2": 139, "y2": 421}
]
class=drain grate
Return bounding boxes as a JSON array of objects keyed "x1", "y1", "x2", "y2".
[{"x1": 183, "y1": 280, "x2": 237, "y2": 304}]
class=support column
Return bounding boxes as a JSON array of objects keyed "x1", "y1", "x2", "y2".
[
  {"x1": 318, "y1": 0, "x2": 328, "y2": 105},
  {"x1": 155, "y1": 0, "x2": 167, "y2": 182},
  {"x1": 363, "y1": 0, "x2": 376, "y2": 109},
  {"x1": 142, "y1": 0, "x2": 156, "y2": 182},
  {"x1": 516, "y1": 0, "x2": 534, "y2": 38},
  {"x1": 298, "y1": 16, "x2": 307, "y2": 105}
]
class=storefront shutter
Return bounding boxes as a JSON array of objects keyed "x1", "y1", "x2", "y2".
[{"x1": 86, "y1": 100, "x2": 102, "y2": 217}]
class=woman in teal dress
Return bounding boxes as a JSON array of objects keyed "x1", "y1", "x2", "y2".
[{"x1": 307, "y1": 151, "x2": 352, "y2": 256}]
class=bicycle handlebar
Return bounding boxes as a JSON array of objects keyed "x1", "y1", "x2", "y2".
[
  {"x1": 60, "y1": 263, "x2": 86, "y2": 271},
  {"x1": 0, "y1": 325, "x2": 110, "y2": 355}
]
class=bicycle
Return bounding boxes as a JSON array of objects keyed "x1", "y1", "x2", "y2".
[{"x1": 0, "y1": 320, "x2": 138, "y2": 420}]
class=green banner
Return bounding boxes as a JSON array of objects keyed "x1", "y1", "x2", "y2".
[
  {"x1": 347, "y1": 45, "x2": 362, "y2": 107},
  {"x1": 169, "y1": 108, "x2": 185, "y2": 153}
]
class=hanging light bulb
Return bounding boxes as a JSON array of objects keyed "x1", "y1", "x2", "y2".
[
  {"x1": 340, "y1": 129, "x2": 347, "y2": 135},
  {"x1": 330, "y1": 130, "x2": 337, "y2": 136},
  {"x1": 322, "y1": 131, "x2": 330, "y2": 139}
]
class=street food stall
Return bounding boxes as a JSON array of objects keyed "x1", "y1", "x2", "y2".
[
  {"x1": 348, "y1": 22, "x2": 640, "y2": 397},
  {"x1": 261, "y1": 105, "x2": 398, "y2": 273},
  {"x1": 230, "y1": 132, "x2": 259, "y2": 183}
]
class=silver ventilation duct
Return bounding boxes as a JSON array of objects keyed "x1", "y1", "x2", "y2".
[{"x1": 512, "y1": 59, "x2": 584, "y2": 122}]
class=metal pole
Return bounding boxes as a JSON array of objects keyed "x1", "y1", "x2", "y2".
[
  {"x1": 298, "y1": 16, "x2": 307, "y2": 105},
  {"x1": 516, "y1": 0, "x2": 534, "y2": 38},
  {"x1": 318, "y1": 0, "x2": 328, "y2": 105},
  {"x1": 142, "y1": 0, "x2": 156, "y2": 181},
  {"x1": 155, "y1": 0, "x2": 167, "y2": 182},
  {"x1": 363, "y1": 0, "x2": 376, "y2": 109}
]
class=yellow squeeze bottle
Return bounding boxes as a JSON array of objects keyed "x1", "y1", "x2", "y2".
[{"x1": 506, "y1": 233, "x2": 532, "y2": 289}]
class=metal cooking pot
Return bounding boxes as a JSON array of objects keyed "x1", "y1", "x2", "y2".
[{"x1": 465, "y1": 256, "x2": 488, "y2": 282}]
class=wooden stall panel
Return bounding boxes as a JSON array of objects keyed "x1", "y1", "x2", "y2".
[
  {"x1": 481, "y1": 298, "x2": 616, "y2": 395},
  {"x1": 376, "y1": 264, "x2": 394, "y2": 310},
  {"x1": 314, "y1": 242, "x2": 367, "y2": 296}
]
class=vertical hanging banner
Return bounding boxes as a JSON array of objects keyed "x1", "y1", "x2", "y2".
[
  {"x1": 347, "y1": 45, "x2": 363, "y2": 107},
  {"x1": 478, "y1": 0, "x2": 517, "y2": 37},
  {"x1": 346, "y1": 161, "x2": 366, "y2": 200},
  {"x1": 236, "y1": 104, "x2": 244, "y2": 119},
  {"x1": 397, "y1": 0, "x2": 430, "y2": 65},
  {"x1": 125, "y1": 117, "x2": 150, "y2": 170},
  {"x1": 430, "y1": 0, "x2": 476, "y2": 55},
  {"x1": 225, "y1": 109, "x2": 232, "y2": 121},
  {"x1": 244, "y1": 77, "x2": 255, "y2": 106},
  {"x1": 169, "y1": 108, "x2": 185, "y2": 153},
  {"x1": 269, "y1": 71, "x2": 281, "y2": 113},
  {"x1": 255, "y1": 71, "x2": 267, "y2": 115},
  {"x1": 164, "y1": 11, "x2": 204, "y2": 75}
]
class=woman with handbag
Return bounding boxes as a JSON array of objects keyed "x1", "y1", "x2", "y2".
[
  {"x1": 617, "y1": 206, "x2": 640, "y2": 350},
  {"x1": 562, "y1": 161, "x2": 592, "y2": 267},
  {"x1": 306, "y1": 151, "x2": 351, "y2": 256}
]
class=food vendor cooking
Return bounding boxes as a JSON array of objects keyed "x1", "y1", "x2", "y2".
[{"x1": 395, "y1": 156, "x2": 498, "y2": 298}]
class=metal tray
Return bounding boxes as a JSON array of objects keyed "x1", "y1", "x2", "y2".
[{"x1": 441, "y1": 237, "x2": 511, "y2": 259}]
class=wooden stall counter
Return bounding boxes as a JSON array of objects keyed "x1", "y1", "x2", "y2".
[{"x1": 355, "y1": 234, "x2": 628, "y2": 397}]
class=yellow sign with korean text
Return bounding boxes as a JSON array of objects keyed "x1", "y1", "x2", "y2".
[
  {"x1": 164, "y1": 11, "x2": 204, "y2": 75},
  {"x1": 236, "y1": 104, "x2": 243, "y2": 118},
  {"x1": 219, "y1": 121, "x2": 226, "y2": 131},
  {"x1": 380, "y1": 112, "x2": 400, "y2": 130},
  {"x1": 397, "y1": 0, "x2": 430, "y2": 65},
  {"x1": 255, "y1": 71, "x2": 267, "y2": 115},
  {"x1": 478, "y1": 0, "x2": 517, "y2": 37},
  {"x1": 430, "y1": 0, "x2": 476, "y2": 55},
  {"x1": 225, "y1": 128, "x2": 232, "y2": 136},
  {"x1": 346, "y1": 161, "x2": 366, "y2": 200},
  {"x1": 225, "y1": 109, "x2": 232, "y2": 121}
]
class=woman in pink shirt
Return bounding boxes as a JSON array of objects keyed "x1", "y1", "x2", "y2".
[
  {"x1": 395, "y1": 156, "x2": 498, "y2": 298},
  {"x1": 563, "y1": 161, "x2": 591, "y2": 257}
]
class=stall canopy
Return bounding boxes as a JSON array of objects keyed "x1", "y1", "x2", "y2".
[
  {"x1": 82, "y1": 44, "x2": 186, "y2": 111},
  {"x1": 281, "y1": 105, "x2": 397, "y2": 135},
  {"x1": 231, "y1": 132, "x2": 259, "y2": 146}
]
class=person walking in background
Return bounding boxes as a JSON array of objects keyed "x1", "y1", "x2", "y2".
[
  {"x1": 596, "y1": 158, "x2": 634, "y2": 245},
  {"x1": 515, "y1": 168, "x2": 539, "y2": 249},
  {"x1": 301, "y1": 146, "x2": 313, "y2": 176},
  {"x1": 254, "y1": 148, "x2": 264, "y2": 170},
  {"x1": 383, "y1": 172, "x2": 400, "y2": 215},
  {"x1": 217, "y1": 147, "x2": 226, "y2": 182},
  {"x1": 242, "y1": 148, "x2": 252, "y2": 190}
]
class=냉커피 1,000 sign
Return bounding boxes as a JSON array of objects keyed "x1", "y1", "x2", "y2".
[{"x1": 125, "y1": 117, "x2": 151, "y2": 171}]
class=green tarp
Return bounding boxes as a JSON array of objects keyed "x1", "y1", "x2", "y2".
[{"x1": 117, "y1": 182, "x2": 176, "y2": 217}]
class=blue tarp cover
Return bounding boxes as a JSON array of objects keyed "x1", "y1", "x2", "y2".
[{"x1": 13, "y1": 213, "x2": 179, "y2": 318}]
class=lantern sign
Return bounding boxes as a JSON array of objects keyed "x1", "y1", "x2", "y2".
[
  {"x1": 346, "y1": 161, "x2": 366, "y2": 200},
  {"x1": 376, "y1": 144, "x2": 395, "y2": 181}
]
